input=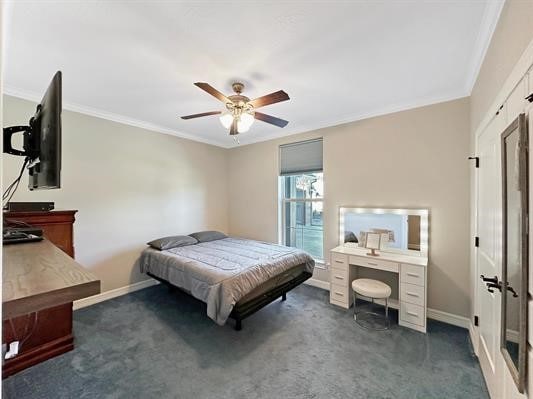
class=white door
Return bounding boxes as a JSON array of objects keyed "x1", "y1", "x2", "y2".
[
  {"x1": 476, "y1": 112, "x2": 505, "y2": 398},
  {"x1": 476, "y1": 108, "x2": 531, "y2": 399}
]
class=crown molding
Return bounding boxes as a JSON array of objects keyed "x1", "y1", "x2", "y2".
[
  {"x1": 3, "y1": 86, "x2": 228, "y2": 148},
  {"x1": 229, "y1": 91, "x2": 469, "y2": 148},
  {"x1": 5, "y1": 85, "x2": 469, "y2": 150},
  {"x1": 464, "y1": 0, "x2": 505, "y2": 95}
]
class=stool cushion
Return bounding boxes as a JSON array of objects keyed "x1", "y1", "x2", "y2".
[{"x1": 352, "y1": 278, "x2": 391, "y2": 299}]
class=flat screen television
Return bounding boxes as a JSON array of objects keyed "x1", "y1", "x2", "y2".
[{"x1": 3, "y1": 71, "x2": 62, "y2": 190}]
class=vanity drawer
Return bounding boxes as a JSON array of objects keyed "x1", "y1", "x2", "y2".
[
  {"x1": 331, "y1": 252, "x2": 348, "y2": 269},
  {"x1": 330, "y1": 268, "x2": 349, "y2": 287},
  {"x1": 401, "y1": 264, "x2": 425, "y2": 286},
  {"x1": 349, "y1": 255, "x2": 399, "y2": 273},
  {"x1": 400, "y1": 283, "x2": 425, "y2": 307},
  {"x1": 400, "y1": 302, "x2": 425, "y2": 327},
  {"x1": 330, "y1": 284, "x2": 349, "y2": 304}
]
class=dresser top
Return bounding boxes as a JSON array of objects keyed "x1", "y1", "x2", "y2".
[
  {"x1": 2, "y1": 239, "x2": 100, "y2": 319},
  {"x1": 331, "y1": 245, "x2": 428, "y2": 267}
]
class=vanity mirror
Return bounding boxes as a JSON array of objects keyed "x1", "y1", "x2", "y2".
[
  {"x1": 500, "y1": 113, "x2": 528, "y2": 393},
  {"x1": 339, "y1": 207, "x2": 429, "y2": 257}
]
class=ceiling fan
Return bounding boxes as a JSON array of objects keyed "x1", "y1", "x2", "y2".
[{"x1": 181, "y1": 82, "x2": 290, "y2": 136}]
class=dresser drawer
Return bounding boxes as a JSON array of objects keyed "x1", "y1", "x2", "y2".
[
  {"x1": 348, "y1": 255, "x2": 399, "y2": 273},
  {"x1": 330, "y1": 284, "x2": 349, "y2": 304},
  {"x1": 401, "y1": 264, "x2": 425, "y2": 286},
  {"x1": 331, "y1": 252, "x2": 348, "y2": 269},
  {"x1": 400, "y1": 283, "x2": 425, "y2": 307},
  {"x1": 400, "y1": 302, "x2": 425, "y2": 327},
  {"x1": 330, "y1": 268, "x2": 349, "y2": 287}
]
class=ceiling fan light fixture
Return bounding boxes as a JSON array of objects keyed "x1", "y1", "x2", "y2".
[
  {"x1": 237, "y1": 112, "x2": 254, "y2": 133},
  {"x1": 219, "y1": 112, "x2": 233, "y2": 129},
  {"x1": 182, "y1": 81, "x2": 289, "y2": 137}
]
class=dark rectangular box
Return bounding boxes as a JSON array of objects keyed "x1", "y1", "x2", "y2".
[{"x1": 6, "y1": 202, "x2": 55, "y2": 212}]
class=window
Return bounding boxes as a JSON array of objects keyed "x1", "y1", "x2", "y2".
[{"x1": 279, "y1": 139, "x2": 323, "y2": 261}]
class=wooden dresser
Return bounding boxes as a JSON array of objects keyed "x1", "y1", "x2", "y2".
[
  {"x1": 3, "y1": 210, "x2": 77, "y2": 257},
  {"x1": 2, "y1": 210, "x2": 100, "y2": 378}
]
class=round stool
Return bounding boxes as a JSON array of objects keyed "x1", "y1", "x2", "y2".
[{"x1": 352, "y1": 278, "x2": 392, "y2": 330}]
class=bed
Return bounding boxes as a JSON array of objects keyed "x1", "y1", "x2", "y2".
[{"x1": 139, "y1": 233, "x2": 315, "y2": 330}]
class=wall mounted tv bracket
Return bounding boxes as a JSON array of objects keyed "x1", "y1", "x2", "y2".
[{"x1": 3, "y1": 108, "x2": 41, "y2": 159}]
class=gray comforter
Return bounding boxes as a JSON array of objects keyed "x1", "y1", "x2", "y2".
[{"x1": 139, "y1": 237, "x2": 315, "y2": 325}]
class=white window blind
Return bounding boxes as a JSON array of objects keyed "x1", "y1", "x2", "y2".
[{"x1": 279, "y1": 138, "x2": 323, "y2": 176}]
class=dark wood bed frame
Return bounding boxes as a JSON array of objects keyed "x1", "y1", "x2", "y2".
[{"x1": 147, "y1": 269, "x2": 312, "y2": 331}]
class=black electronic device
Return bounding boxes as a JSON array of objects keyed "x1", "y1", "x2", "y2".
[
  {"x1": 5, "y1": 201, "x2": 55, "y2": 212},
  {"x1": 2, "y1": 228, "x2": 43, "y2": 245},
  {"x1": 3, "y1": 71, "x2": 62, "y2": 192}
]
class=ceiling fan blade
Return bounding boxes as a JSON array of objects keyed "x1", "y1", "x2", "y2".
[
  {"x1": 194, "y1": 82, "x2": 231, "y2": 104},
  {"x1": 254, "y1": 112, "x2": 289, "y2": 128},
  {"x1": 248, "y1": 90, "x2": 289, "y2": 108},
  {"x1": 181, "y1": 111, "x2": 221, "y2": 120}
]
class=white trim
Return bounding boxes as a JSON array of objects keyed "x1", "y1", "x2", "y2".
[
  {"x1": 473, "y1": 36, "x2": 533, "y2": 138},
  {"x1": 73, "y1": 278, "x2": 159, "y2": 310},
  {"x1": 304, "y1": 278, "x2": 330, "y2": 291},
  {"x1": 74, "y1": 276, "x2": 471, "y2": 330},
  {"x1": 426, "y1": 308, "x2": 470, "y2": 329},
  {"x1": 235, "y1": 92, "x2": 469, "y2": 149},
  {"x1": 4, "y1": 88, "x2": 469, "y2": 150},
  {"x1": 469, "y1": 321, "x2": 480, "y2": 356},
  {"x1": 464, "y1": 0, "x2": 505, "y2": 94},
  {"x1": 3, "y1": 87, "x2": 226, "y2": 148}
]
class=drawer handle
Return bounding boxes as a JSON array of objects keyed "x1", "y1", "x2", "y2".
[
  {"x1": 334, "y1": 292, "x2": 344, "y2": 297},
  {"x1": 334, "y1": 275, "x2": 344, "y2": 280},
  {"x1": 367, "y1": 262, "x2": 378, "y2": 266},
  {"x1": 407, "y1": 311, "x2": 418, "y2": 317},
  {"x1": 406, "y1": 292, "x2": 419, "y2": 297},
  {"x1": 407, "y1": 272, "x2": 419, "y2": 277},
  {"x1": 335, "y1": 260, "x2": 344, "y2": 264}
]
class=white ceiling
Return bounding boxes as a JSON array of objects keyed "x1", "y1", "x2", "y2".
[{"x1": 3, "y1": 1, "x2": 503, "y2": 148}]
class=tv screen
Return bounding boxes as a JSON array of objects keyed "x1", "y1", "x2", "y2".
[{"x1": 28, "y1": 71, "x2": 62, "y2": 190}]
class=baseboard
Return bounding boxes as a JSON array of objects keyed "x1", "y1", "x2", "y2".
[
  {"x1": 469, "y1": 321, "x2": 479, "y2": 355},
  {"x1": 426, "y1": 308, "x2": 470, "y2": 329},
  {"x1": 304, "y1": 279, "x2": 470, "y2": 329},
  {"x1": 73, "y1": 279, "x2": 159, "y2": 310},
  {"x1": 75, "y1": 276, "x2": 470, "y2": 330},
  {"x1": 304, "y1": 278, "x2": 330, "y2": 290}
]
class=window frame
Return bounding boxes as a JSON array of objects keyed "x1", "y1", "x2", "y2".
[{"x1": 278, "y1": 174, "x2": 325, "y2": 265}]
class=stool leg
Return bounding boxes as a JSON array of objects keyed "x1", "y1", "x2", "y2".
[
  {"x1": 353, "y1": 292, "x2": 357, "y2": 319},
  {"x1": 385, "y1": 298, "x2": 389, "y2": 319}
]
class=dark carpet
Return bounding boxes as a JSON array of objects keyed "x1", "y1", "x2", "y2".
[{"x1": 3, "y1": 284, "x2": 489, "y2": 399}]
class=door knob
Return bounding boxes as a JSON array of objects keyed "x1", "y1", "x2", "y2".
[
  {"x1": 486, "y1": 282, "x2": 502, "y2": 293},
  {"x1": 505, "y1": 284, "x2": 519, "y2": 298},
  {"x1": 480, "y1": 275, "x2": 499, "y2": 284}
]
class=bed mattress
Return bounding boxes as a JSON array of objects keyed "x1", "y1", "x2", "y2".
[{"x1": 139, "y1": 237, "x2": 315, "y2": 325}]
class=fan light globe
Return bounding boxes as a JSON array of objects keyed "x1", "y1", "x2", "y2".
[
  {"x1": 219, "y1": 112, "x2": 233, "y2": 129},
  {"x1": 238, "y1": 112, "x2": 254, "y2": 133}
]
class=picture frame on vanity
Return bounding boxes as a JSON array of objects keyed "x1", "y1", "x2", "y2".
[{"x1": 364, "y1": 232, "x2": 381, "y2": 256}]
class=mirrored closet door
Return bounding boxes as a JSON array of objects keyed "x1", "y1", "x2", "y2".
[{"x1": 501, "y1": 113, "x2": 528, "y2": 393}]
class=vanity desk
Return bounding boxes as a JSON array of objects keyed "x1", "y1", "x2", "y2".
[{"x1": 331, "y1": 207, "x2": 429, "y2": 333}]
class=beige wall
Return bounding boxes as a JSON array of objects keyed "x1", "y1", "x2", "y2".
[
  {"x1": 228, "y1": 98, "x2": 471, "y2": 317},
  {"x1": 2, "y1": 95, "x2": 228, "y2": 292},
  {"x1": 470, "y1": 0, "x2": 533, "y2": 132}
]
